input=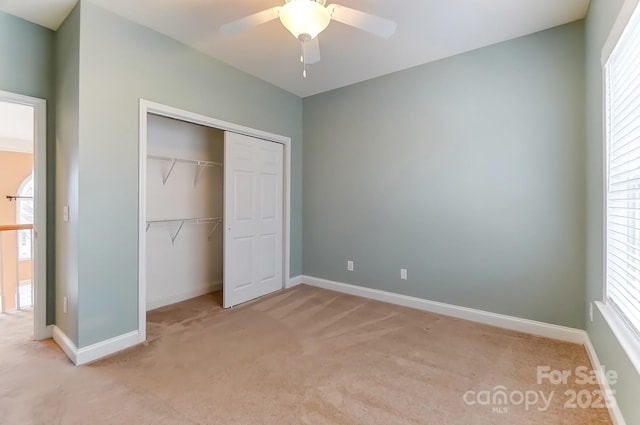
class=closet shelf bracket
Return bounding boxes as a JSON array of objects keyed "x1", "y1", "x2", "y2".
[
  {"x1": 170, "y1": 220, "x2": 185, "y2": 244},
  {"x1": 162, "y1": 158, "x2": 177, "y2": 186},
  {"x1": 194, "y1": 163, "x2": 208, "y2": 188},
  {"x1": 207, "y1": 219, "x2": 222, "y2": 240},
  {"x1": 146, "y1": 217, "x2": 223, "y2": 244}
]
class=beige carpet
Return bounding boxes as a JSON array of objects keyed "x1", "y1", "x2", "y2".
[{"x1": 0, "y1": 284, "x2": 612, "y2": 424}]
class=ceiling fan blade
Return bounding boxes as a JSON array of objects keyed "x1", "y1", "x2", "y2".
[
  {"x1": 327, "y1": 4, "x2": 397, "y2": 39},
  {"x1": 220, "y1": 7, "x2": 281, "y2": 35},
  {"x1": 305, "y1": 37, "x2": 321, "y2": 64}
]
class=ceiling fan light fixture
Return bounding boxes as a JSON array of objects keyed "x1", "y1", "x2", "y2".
[{"x1": 279, "y1": 0, "x2": 331, "y2": 40}]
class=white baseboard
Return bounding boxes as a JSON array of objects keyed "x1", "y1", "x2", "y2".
[
  {"x1": 53, "y1": 325, "x2": 140, "y2": 366},
  {"x1": 76, "y1": 330, "x2": 139, "y2": 365},
  {"x1": 302, "y1": 275, "x2": 587, "y2": 344},
  {"x1": 583, "y1": 334, "x2": 627, "y2": 425},
  {"x1": 146, "y1": 281, "x2": 222, "y2": 311},
  {"x1": 287, "y1": 275, "x2": 303, "y2": 289},
  {"x1": 53, "y1": 326, "x2": 78, "y2": 364}
]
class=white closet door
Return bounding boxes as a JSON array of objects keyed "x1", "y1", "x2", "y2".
[{"x1": 224, "y1": 132, "x2": 283, "y2": 308}]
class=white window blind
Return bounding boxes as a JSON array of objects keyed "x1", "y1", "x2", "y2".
[{"x1": 605, "y1": 1, "x2": 640, "y2": 340}]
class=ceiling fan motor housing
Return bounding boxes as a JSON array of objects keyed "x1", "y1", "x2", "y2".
[{"x1": 279, "y1": 0, "x2": 331, "y2": 40}]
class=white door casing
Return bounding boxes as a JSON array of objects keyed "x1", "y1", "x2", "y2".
[{"x1": 224, "y1": 132, "x2": 283, "y2": 308}]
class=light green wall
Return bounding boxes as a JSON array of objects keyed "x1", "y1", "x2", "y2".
[
  {"x1": 0, "y1": 12, "x2": 54, "y2": 98},
  {"x1": 54, "y1": 4, "x2": 81, "y2": 343},
  {"x1": 585, "y1": 0, "x2": 640, "y2": 423},
  {"x1": 74, "y1": 1, "x2": 303, "y2": 347},
  {"x1": 0, "y1": 11, "x2": 56, "y2": 324},
  {"x1": 303, "y1": 22, "x2": 586, "y2": 328}
]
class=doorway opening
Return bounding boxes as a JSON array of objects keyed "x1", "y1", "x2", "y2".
[{"x1": 0, "y1": 91, "x2": 47, "y2": 341}]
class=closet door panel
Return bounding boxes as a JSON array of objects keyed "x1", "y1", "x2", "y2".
[
  {"x1": 233, "y1": 236, "x2": 254, "y2": 289},
  {"x1": 234, "y1": 171, "x2": 254, "y2": 221},
  {"x1": 224, "y1": 132, "x2": 283, "y2": 308},
  {"x1": 259, "y1": 234, "x2": 277, "y2": 281},
  {"x1": 260, "y1": 174, "x2": 277, "y2": 219}
]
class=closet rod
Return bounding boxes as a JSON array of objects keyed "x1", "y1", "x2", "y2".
[{"x1": 146, "y1": 217, "x2": 222, "y2": 226}]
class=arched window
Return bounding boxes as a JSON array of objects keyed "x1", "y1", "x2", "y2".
[{"x1": 16, "y1": 174, "x2": 33, "y2": 260}]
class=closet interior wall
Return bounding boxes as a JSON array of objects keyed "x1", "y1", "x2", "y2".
[{"x1": 146, "y1": 114, "x2": 223, "y2": 310}]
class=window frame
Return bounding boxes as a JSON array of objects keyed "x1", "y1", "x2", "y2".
[
  {"x1": 16, "y1": 174, "x2": 33, "y2": 261},
  {"x1": 601, "y1": 0, "x2": 640, "y2": 376}
]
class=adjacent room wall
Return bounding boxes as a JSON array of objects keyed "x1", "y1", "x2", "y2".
[
  {"x1": 74, "y1": 1, "x2": 302, "y2": 347},
  {"x1": 0, "y1": 11, "x2": 56, "y2": 324},
  {"x1": 585, "y1": 0, "x2": 640, "y2": 423},
  {"x1": 0, "y1": 151, "x2": 33, "y2": 310},
  {"x1": 303, "y1": 22, "x2": 586, "y2": 328}
]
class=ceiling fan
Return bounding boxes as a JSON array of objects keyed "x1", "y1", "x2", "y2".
[{"x1": 220, "y1": 0, "x2": 397, "y2": 78}]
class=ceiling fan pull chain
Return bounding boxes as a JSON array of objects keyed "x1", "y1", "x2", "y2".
[{"x1": 302, "y1": 39, "x2": 307, "y2": 78}]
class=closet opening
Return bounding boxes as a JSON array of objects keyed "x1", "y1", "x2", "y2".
[
  {"x1": 138, "y1": 100, "x2": 292, "y2": 343},
  {"x1": 145, "y1": 114, "x2": 224, "y2": 311}
]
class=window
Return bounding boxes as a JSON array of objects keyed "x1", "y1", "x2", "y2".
[
  {"x1": 16, "y1": 174, "x2": 33, "y2": 260},
  {"x1": 604, "y1": 0, "x2": 640, "y2": 342}
]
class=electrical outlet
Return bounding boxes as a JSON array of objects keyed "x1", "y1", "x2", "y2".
[
  {"x1": 347, "y1": 261, "x2": 354, "y2": 271},
  {"x1": 63, "y1": 206, "x2": 69, "y2": 222},
  {"x1": 63, "y1": 297, "x2": 68, "y2": 314},
  {"x1": 401, "y1": 269, "x2": 408, "y2": 280},
  {"x1": 589, "y1": 302, "x2": 594, "y2": 322}
]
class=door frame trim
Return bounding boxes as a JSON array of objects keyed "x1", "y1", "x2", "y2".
[
  {"x1": 138, "y1": 99, "x2": 292, "y2": 342},
  {"x1": 0, "y1": 90, "x2": 48, "y2": 340}
]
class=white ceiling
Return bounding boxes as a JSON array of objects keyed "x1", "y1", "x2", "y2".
[
  {"x1": 0, "y1": 0, "x2": 77, "y2": 31},
  {"x1": 1, "y1": 0, "x2": 590, "y2": 97}
]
